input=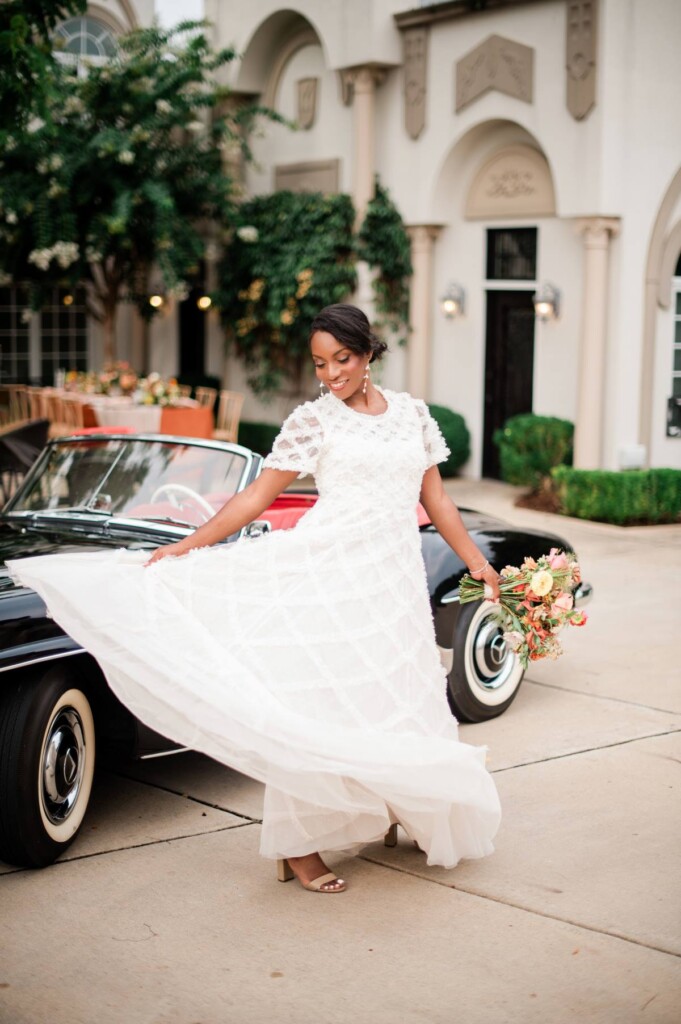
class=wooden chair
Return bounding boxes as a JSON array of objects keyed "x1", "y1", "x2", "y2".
[
  {"x1": 61, "y1": 395, "x2": 86, "y2": 431},
  {"x1": 45, "y1": 393, "x2": 70, "y2": 438},
  {"x1": 195, "y1": 386, "x2": 217, "y2": 409},
  {"x1": 27, "y1": 386, "x2": 49, "y2": 421},
  {"x1": 7, "y1": 385, "x2": 30, "y2": 424},
  {"x1": 213, "y1": 390, "x2": 244, "y2": 444},
  {"x1": 179, "y1": 384, "x2": 193, "y2": 399}
]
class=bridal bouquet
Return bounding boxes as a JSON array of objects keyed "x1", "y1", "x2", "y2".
[{"x1": 459, "y1": 549, "x2": 587, "y2": 667}]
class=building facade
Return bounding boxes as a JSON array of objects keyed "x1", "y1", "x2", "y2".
[{"x1": 9, "y1": 0, "x2": 681, "y2": 477}]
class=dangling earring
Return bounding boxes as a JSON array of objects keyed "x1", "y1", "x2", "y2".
[
  {"x1": 319, "y1": 380, "x2": 325, "y2": 391},
  {"x1": 362, "y1": 363, "x2": 370, "y2": 396}
]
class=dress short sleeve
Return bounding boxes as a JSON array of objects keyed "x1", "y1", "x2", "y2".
[
  {"x1": 413, "y1": 399, "x2": 451, "y2": 470},
  {"x1": 263, "y1": 402, "x2": 323, "y2": 478}
]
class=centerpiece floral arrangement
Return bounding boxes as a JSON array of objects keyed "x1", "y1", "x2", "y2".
[
  {"x1": 134, "y1": 373, "x2": 182, "y2": 406},
  {"x1": 459, "y1": 549, "x2": 587, "y2": 667},
  {"x1": 64, "y1": 366, "x2": 182, "y2": 405},
  {"x1": 65, "y1": 362, "x2": 138, "y2": 396}
]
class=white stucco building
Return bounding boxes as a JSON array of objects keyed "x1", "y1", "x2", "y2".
[{"x1": 6, "y1": 0, "x2": 681, "y2": 477}]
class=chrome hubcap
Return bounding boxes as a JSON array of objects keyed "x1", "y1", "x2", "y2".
[
  {"x1": 42, "y1": 708, "x2": 86, "y2": 824},
  {"x1": 470, "y1": 615, "x2": 515, "y2": 692}
]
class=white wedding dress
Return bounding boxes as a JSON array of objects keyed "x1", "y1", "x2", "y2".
[{"x1": 8, "y1": 389, "x2": 501, "y2": 868}]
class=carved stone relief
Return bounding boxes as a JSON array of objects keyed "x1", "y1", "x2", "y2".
[
  {"x1": 403, "y1": 27, "x2": 428, "y2": 140},
  {"x1": 465, "y1": 145, "x2": 556, "y2": 219},
  {"x1": 566, "y1": 0, "x2": 598, "y2": 120},
  {"x1": 456, "y1": 34, "x2": 533, "y2": 113},
  {"x1": 296, "y1": 77, "x2": 318, "y2": 130},
  {"x1": 274, "y1": 159, "x2": 340, "y2": 194}
]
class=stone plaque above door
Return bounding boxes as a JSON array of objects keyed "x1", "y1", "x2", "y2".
[
  {"x1": 465, "y1": 144, "x2": 556, "y2": 219},
  {"x1": 455, "y1": 34, "x2": 533, "y2": 113}
]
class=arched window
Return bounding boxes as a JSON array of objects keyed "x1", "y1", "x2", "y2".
[{"x1": 54, "y1": 15, "x2": 117, "y2": 71}]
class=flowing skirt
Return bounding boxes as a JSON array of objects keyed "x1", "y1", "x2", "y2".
[{"x1": 8, "y1": 517, "x2": 501, "y2": 868}]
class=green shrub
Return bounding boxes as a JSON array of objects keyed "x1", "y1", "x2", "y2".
[
  {"x1": 427, "y1": 404, "x2": 470, "y2": 477},
  {"x1": 551, "y1": 467, "x2": 681, "y2": 525},
  {"x1": 494, "y1": 414, "x2": 573, "y2": 489},
  {"x1": 237, "y1": 420, "x2": 281, "y2": 456}
]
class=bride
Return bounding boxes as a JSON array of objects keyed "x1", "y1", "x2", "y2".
[{"x1": 10, "y1": 304, "x2": 502, "y2": 894}]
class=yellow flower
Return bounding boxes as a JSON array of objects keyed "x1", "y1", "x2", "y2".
[
  {"x1": 280, "y1": 310, "x2": 293, "y2": 325},
  {"x1": 248, "y1": 278, "x2": 265, "y2": 301},
  {"x1": 530, "y1": 570, "x2": 554, "y2": 597},
  {"x1": 296, "y1": 268, "x2": 313, "y2": 282},
  {"x1": 296, "y1": 280, "x2": 311, "y2": 299}
]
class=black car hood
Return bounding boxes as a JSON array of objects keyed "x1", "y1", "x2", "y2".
[{"x1": 0, "y1": 521, "x2": 117, "y2": 595}]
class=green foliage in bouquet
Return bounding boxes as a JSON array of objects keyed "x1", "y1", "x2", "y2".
[
  {"x1": 494, "y1": 414, "x2": 573, "y2": 489},
  {"x1": 552, "y1": 466, "x2": 681, "y2": 525},
  {"x1": 357, "y1": 179, "x2": 412, "y2": 344},
  {"x1": 215, "y1": 191, "x2": 357, "y2": 397},
  {"x1": 427, "y1": 404, "x2": 471, "y2": 476},
  {"x1": 0, "y1": 19, "x2": 268, "y2": 363}
]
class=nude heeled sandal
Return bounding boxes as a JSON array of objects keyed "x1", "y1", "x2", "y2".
[
  {"x1": 384, "y1": 823, "x2": 398, "y2": 847},
  {"x1": 277, "y1": 858, "x2": 347, "y2": 893},
  {"x1": 385, "y1": 823, "x2": 422, "y2": 852}
]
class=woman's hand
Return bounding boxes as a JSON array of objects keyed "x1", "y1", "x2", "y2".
[
  {"x1": 144, "y1": 541, "x2": 191, "y2": 568},
  {"x1": 470, "y1": 561, "x2": 501, "y2": 602}
]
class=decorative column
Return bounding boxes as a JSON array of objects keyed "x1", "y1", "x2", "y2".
[
  {"x1": 573, "y1": 217, "x2": 620, "y2": 468},
  {"x1": 340, "y1": 65, "x2": 388, "y2": 226},
  {"x1": 406, "y1": 224, "x2": 442, "y2": 400}
]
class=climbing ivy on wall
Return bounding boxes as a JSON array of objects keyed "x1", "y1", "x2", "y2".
[
  {"x1": 357, "y1": 178, "x2": 412, "y2": 345},
  {"x1": 215, "y1": 191, "x2": 357, "y2": 396},
  {"x1": 215, "y1": 182, "x2": 412, "y2": 397}
]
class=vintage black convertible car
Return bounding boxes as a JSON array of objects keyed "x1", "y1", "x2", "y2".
[{"x1": 0, "y1": 431, "x2": 591, "y2": 868}]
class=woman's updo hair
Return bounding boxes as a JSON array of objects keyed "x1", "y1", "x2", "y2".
[{"x1": 310, "y1": 304, "x2": 388, "y2": 363}]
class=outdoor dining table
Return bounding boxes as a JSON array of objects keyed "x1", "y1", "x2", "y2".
[{"x1": 60, "y1": 393, "x2": 215, "y2": 439}]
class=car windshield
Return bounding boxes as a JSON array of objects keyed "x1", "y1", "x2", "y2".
[{"x1": 5, "y1": 438, "x2": 250, "y2": 527}]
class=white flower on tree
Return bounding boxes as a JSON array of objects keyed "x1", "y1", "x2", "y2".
[{"x1": 237, "y1": 225, "x2": 258, "y2": 243}]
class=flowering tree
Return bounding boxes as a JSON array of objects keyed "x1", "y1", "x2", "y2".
[
  {"x1": 0, "y1": 0, "x2": 85, "y2": 127},
  {"x1": 0, "y1": 21, "x2": 263, "y2": 363}
]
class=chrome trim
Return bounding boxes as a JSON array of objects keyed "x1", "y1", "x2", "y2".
[
  {"x1": 139, "y1": 747, "x2": 191, "y2": 759},
  {"x1": 574, "y1": 581, "x2": 593, "y2": 607},
  {"x1": 440, "y1": 591, "x2": 460, "y2": 605},
  {"x1": 0, "y1": 648, "x2": 86, "y2": 674}
]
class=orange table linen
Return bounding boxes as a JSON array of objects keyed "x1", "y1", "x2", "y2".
[{"x1": 159, "y1": 405, "x2": 214, "y2": 439}]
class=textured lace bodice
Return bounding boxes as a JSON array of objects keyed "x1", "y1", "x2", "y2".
[{"x1": 263, "y1": 390, "x2": 449, "y2": 525}]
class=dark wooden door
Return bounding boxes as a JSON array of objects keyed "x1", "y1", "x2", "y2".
[
  {"x1": 179, "y1": 285, "x2": 206, "y2": 378},
  {"x1": 482, "y1": 290, "x2": 535, "y2": 478}
]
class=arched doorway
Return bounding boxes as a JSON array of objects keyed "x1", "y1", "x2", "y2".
[{"x1": 430, "y1": 123, "x2": 561, "y2": 478}]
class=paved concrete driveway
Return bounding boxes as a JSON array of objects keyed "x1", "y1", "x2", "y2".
[{"x1": 1, "y1": 481, "x2": 679, "y2": 1024}]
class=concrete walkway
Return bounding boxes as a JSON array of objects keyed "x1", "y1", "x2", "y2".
[{"x1": 1, "y1": 481, "x2": 680, "y2": 1024}]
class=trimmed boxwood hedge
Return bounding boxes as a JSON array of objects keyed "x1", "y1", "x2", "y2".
[
  {"x1": 237, "y1": 421, "x2": 281, "y2": 457},
  {"x1": 427, "y1": 404, "x2": 471, "y2": 477},
  {"x1": 494, "y1": 413, "x2": 573, "y2": 489},
  {"x1": 552, "y1": 466, "x2": 681, "y2": 525}
]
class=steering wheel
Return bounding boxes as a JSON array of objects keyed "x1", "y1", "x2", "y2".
[{"x1": 149, "y1": 483, "x2": 215, "y2": 522}]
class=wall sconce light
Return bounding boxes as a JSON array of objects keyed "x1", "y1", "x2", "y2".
[
  {"x1": 440, "y1": 282, "x2": 465, "y2": 319},
  {"x1": 533, "y1": 282, "x2": 560, "y2": 322},
  {"x1": 148, "y1": 294, "x2": 164, "y2": 309},
  {"x1": 196, "y1": 294, "x2": 212, "y2": 311},
  {"x1": 62, "y1": 293, "x2": 74, "y2": 307}
]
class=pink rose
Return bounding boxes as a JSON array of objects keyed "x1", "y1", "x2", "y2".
[
  {"x1": 551, "y1": 593, "x2": 574, "y2": 616},
  {"x1": 548, "y1": 548, "x2": 568, "y2": 570}
]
